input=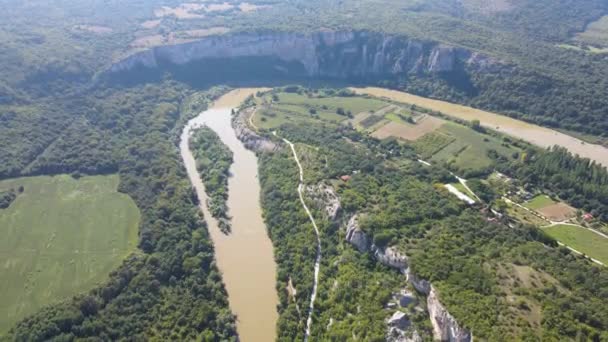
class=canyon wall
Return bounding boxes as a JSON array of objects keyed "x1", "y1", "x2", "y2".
[{"x1": 109, "y1": 31, "x2": 496, "y2": 80}]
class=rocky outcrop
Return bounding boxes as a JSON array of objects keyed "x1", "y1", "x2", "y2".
[
  {"x1": 345, "y1": 215, "x2": 370, "y2": 252},
  {"x1": 374, "y1": 246, "x2": 409, "y2": 274},
  {"x1": 427, "y1": 286, "x2": 472, "y2": 342},
  {"x1": 109, "y1": 31, "x2": 497, "y2": 79},
  {"x1": 232, "y1": 109, "x2": 277, "y2": 152},
  {"x1": 306, "y1": 183, "x2": 341, "y2": 220},
  {"x1": 342, "y1": 217, "x2": 471, "y2": 342}
]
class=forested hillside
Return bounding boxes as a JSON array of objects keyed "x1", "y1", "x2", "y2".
[
  {"x1": 3, "y1": 84, "x2": 238, "y2": 340},
  {"x1": 1, "y1": 0, "x2": 608, "y2": 339},
  {"x1": 249, "y1": 89, "x2": 608, "y2": 340}
]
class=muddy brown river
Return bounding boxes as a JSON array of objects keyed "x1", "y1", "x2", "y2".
[
  {"x1": 180, "y1": 89, "x2": 278, "y2": 342},
  {"x1": 352, "y1": 87, "x2": 608, "y2": 167}
]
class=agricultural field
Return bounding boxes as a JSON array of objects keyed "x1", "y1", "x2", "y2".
[
  {"x1": 0, "y1": 174, "x2": 140, "y2": 334},
  {"x1": 543, "y1": 224, "x2": 608, "y2": 264},
  {"x1": 524, "y1": 195, "x2": 576, "y2": 222},
  {"x1": 523, "y1": 195, "x2": 556, "y2": 210},
  {"x1": 427, "y1": 122, "x2": 519, "y2": 175},
  {"x1": 372, "y1": 114, "x2": 444, "y2": 141},
  {"x1": 505, "y1": 203, "x2": 551, "y2": 227},
  {"x1": 254, "y1": 91, "x2": 390, "y2": 130}
]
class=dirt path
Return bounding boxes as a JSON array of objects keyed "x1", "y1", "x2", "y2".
[{"x1": 274, "y1": 131, "x2": 322, "y2": 342}]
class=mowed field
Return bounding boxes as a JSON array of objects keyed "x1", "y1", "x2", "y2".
[
  {"x1": 0, "y1": 174, "x2": 140, "y2": 333},
  {"x1": 253, "y1": 92, "x2": 389, "y2": 130},
  {"x1": 419, "y1": 122, "x2": 519, "y2": 174},
  {"x1": 524, "y1": 195, "x2": 576, "y2": 222},
  {"x1": 543, "y1": 224, "x2": 608, "y2": 265}
]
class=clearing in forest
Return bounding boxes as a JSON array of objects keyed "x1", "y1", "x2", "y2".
[
  {"x1": 0, "y1": 174, "x2": 140, "y2": 334},
  {"x1": 543, "y1": 224, "x2": 608, "y2": 264},
  {"x1": 524, "y1": 195, "x2": 576, "y2": 222},
  {"x1": 575, "y1": 15, "x2": 608, "y2": 48}
]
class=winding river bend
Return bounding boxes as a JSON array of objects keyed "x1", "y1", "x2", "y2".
[{"x1": 180, "y1": 89, "x2": 278, "y2": 342}]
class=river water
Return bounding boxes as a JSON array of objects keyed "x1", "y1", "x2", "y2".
[
  {"x1": 352, "y1": 87, "x2": 608, "y2": 167},
  {"x1": 179, "y1": 89, "x2": 278, "y2": 342}
]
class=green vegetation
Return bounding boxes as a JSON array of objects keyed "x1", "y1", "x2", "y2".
[
  {"x1": 493, "y1": 146, "x2": 608, "y2": 221},
  {"x1": 412, "y1": 132, "x2": 456, "y2": 159},
  {"x1": 253, "y1": 90, "x2": 608, "y2": 340},
  {"x1": 543, "y1": 224, "x2": 608, "y2": 264},
  {"x1": 254, "y1": 88, "x2": 391, "y2": 131},
  {"x1": 4, "y1": 84, "x2": 238, "y2": 341},
  {"x1": 0, "y1": 188, "x2": 18, "y2": 209},
  {"x1": 449, "y1": 182, "x2": 475, "y2": 199},
  {"x1": 190, "y1": 126, "x2": 233, "y2": 233},
  {"x1": 524, "y1": 195, "x2": 556, "y2": 210},
  {"x1": 427, "y1": 122, "x2": 521, "y2": 177},
  {"x1": 359, "y1": 114, "x2": 385, "y2": 129},
  {"x1": 0, "y1": 174, "x2": 140, "y2": 334}
]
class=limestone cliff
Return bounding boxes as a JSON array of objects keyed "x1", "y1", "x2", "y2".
[
  {"x1": 109, "y1": 31, "x2": 496, "y2": 79},
  {"x1": 232, "y1": 108, "x2": 277, "y2": 152},
  {"x1": 342, "y1": 215, "x2": 471, "y2": 342}
]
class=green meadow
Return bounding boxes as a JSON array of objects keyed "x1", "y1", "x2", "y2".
[
  {"x1": 523, "y1": 195, "x2": 556, "y2": 210},
  {"x1": 0, "y1": 174, "x2": 140, "y2": 334},
  {"x1": 543, "y1": 224, "x2": 608, "y2": 265}
]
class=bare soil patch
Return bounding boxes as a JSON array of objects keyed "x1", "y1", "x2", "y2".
[
  {"x1": 537, "y1": 203, "x2": 577, "y2": 222},
  {"x1": 372, "y1": 114, "x2": 443, "y2": 141}
]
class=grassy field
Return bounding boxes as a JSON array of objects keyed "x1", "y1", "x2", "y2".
[
  {"x1": 429, "y1": 122, "x2": 518, "y2": 174},
  {"x1": 450, "y1": 182, "x2": 475, "y2": 199},
  {"x1": 255, "y1": 92, "x2": 391, "y2": 130},
  {"x1": 275, "y1": 92, "x2": 387, "y2": 114},
  {"x1": 0, "y1": 174, "x2": 140, "y2": 334},
  {"x1": 543, "y1": 224, "x2": 608, "y2": 264},
  {"x1": 524, "y1": 195, "x2": 556, "y2": 210}
]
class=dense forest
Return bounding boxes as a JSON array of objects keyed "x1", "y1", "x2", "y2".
[
  {"x1": 4, "y1": 83, "x2": 238, "y2": 341},
  {"x1": 492, "y1": 146, "x2": 608, "y2": 221},
  {"x1": 190, "y1": 126, "x2": 234, "y2": 233}
]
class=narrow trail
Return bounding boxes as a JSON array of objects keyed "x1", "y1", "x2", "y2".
[{"x1": 274, "y1": 131, "x2": 321, "y2": 342}]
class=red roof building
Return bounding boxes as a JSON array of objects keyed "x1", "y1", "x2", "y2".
[
  {"x1": 340, "y1": 175, "x2": 351, "y2": 182},
  {"x1": 583, "y1": 213, "x2": 594, "y2": 221}
]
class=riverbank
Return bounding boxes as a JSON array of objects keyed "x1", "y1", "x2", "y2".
[{"x1": 180, "y1": 89, "x2": 278, "y2": 342}]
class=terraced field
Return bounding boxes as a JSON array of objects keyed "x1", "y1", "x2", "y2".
[{"x1": 0, "y1": 174, "x2": 140, "y2": 333}]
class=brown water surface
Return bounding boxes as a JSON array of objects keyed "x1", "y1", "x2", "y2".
[{"x1": 180, "y1": 88, "x2": 277, "y2": 342}]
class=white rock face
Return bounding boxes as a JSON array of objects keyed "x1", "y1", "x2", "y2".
[
  {"x1": 374, "y1": 246, "x2": 409, "y2": 273},
  {"x1": 109, "y1": 31, "x2": 496, "y2": 78},
  {"x1": 345, "y1": 215, "x2": 370, "y2": 252},
  {"x1": 388, "y1": 311, "x2": 411, "y2": 330},
  {"x1": 307, "y1": 183, "x2": 341, "y2": 220},
  {"x1": 232, "y1": 109, "x2": 277, "y2": 152},
  {"x1": 427, "y1": 286, "x2": 472, "y2": 342}
]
